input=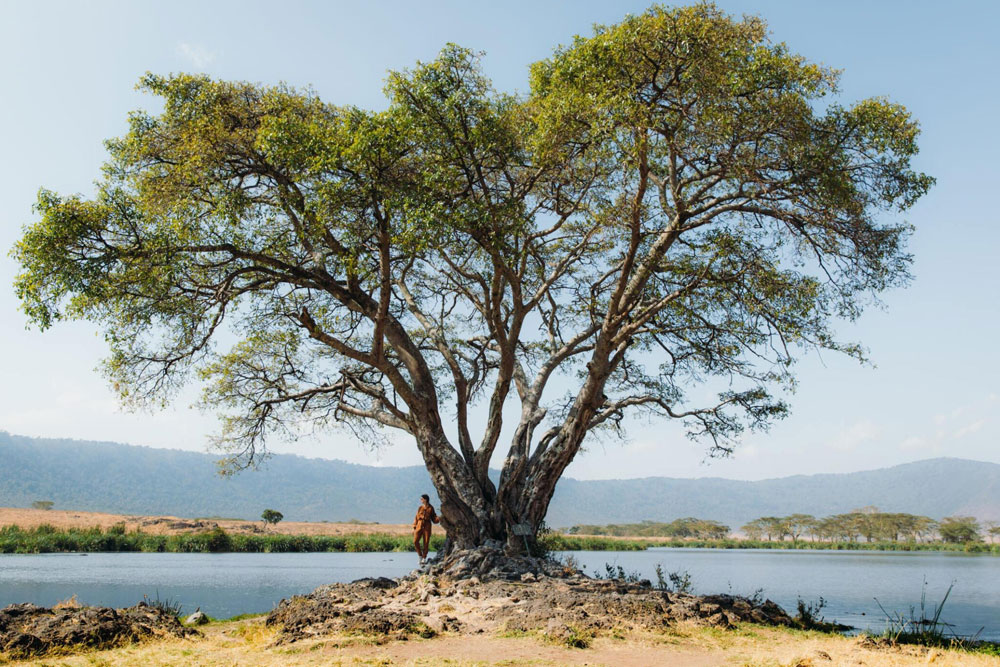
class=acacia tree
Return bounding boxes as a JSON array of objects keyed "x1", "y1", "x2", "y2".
[
  {"x1": 938, "y1": 516, "x2": 981, "y2": 544},
  {"x1": 784, "y1": 514, "x2": 815, "y2": 544},
  {"x1": 261, "y1": 509, "x2": 284, "y2": 527},
  {"x1": 13, "y1": 5, "x2": 931, "y2": 558}
]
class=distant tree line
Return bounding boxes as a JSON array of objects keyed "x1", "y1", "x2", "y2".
[
  {"x1": 567, "y1": 509, "x2": 1000, "y2": 545},
  {"x1": 741, "y1": 508, "x2": 990, "y2": 544},
  {"x1": 567, "y1": 518, "x2": 729, "y2": 540}
]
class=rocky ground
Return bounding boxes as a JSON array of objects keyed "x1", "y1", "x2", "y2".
[
  {"x1": 266, "y1": 547, "x2": 809, "y2": 647},
  {"x1": 0, "y1": 600, "x2": 195, "y2": 658},
  {"x1": 3, "y1": 561, "x2": 997, "y2": 665}
]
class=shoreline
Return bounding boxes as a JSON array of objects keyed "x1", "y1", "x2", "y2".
[
  {"x1": 5, "y1": 525, "x2": 998, "y2": 555},
  {"x1": 2, "y1": 507, "x2": 997, "y2": 554}
]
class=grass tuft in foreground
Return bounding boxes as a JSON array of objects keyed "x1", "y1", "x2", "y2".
[{"x1": 866, "y1": 579, "x2": 1000, "y2": 657}]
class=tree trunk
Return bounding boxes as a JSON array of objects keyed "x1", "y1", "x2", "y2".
[
  {"x1": 413, "y1": 422, "x2": 518, "y2": 556},
  {"x1": 419, "y1": 430, "x2": 548, "y2": 558},
  {"x1": 416, "y1": 352, "x2": 613, "y2": 562}
]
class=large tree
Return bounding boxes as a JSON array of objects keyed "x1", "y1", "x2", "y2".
[{"x1": 13, "y1": 4, "x2": 931, "y2": 557}]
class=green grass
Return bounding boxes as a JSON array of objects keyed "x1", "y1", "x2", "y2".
[
  {"x1": 564, "y1": 537, "x2": 1000, "y2": 554},
  {"x1": 0, "y1": 524, "x2": 445, "y2": 554},
  {"x1": 540, "y1": 534, "x2": 649, "y2": 551},
  {"x1": 1, "y1": 523, "x2": 996, "y2": 554}
]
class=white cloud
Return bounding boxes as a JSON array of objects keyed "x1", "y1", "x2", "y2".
[
  {"x1": 897, "y1": 395, "x2": 997, "y2": 456},
  {"x1": 899, "y1": 436, "x2": 927, "y2": 452},
  {"x1": 829, "y1": 420, "x2": 880, "y2": 452},
  {"x1": 176, "y1": 42, "x2": 216, "y2": 69},
  {"x1": 954, "y1": 419, "x2": 986, "y2": 439}
]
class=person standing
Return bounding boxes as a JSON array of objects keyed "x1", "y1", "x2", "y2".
[{"x1": 413, "y1": 494, "x2": 439, "y2": 564}]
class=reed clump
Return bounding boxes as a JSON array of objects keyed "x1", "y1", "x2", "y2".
[
  {"x1": 0, "y1": 524, "x2": 448, "y2": 554},
  {"x1": 865, "y1": 579, "x2": 1000, "y2": 656},
  {"x1": 2, "y1": 524, "x2": 996, "y2": 554}
]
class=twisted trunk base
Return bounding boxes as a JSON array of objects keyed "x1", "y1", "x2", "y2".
[{"x1": 426, "y1": 543, "x2": 562, "y2": 581}]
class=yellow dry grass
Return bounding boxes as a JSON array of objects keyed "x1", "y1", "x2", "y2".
[
  {"x1": 0, "y1": 507, "x2": 443, "y2": 537},
  {"x1": 4, "y1": 618, "x2": 998, "y2": 667}
]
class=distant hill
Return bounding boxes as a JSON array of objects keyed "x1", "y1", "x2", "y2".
[{"x1": 1, "y1": 431, "x2": 998, "y2": 529}]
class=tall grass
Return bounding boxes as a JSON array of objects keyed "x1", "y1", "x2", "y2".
[
  {"x1": 0, "y1": 524, "x2": 446, "y2": 554},
  {"x1": 0, "y1": 525, "x2": 656, "y2": 554},
  {"x1": 576, "y1": 537, "x2": 1000, "y2": 553},
  {"x1": 870, "y1": 579, "x2": 1000, "y2": 656},
  {"x1": 540, "y1": 534, "x2": 648, "y2": 551},
  {"x1": 1, "y1": 524, "x2": 996, "y2": 554}
]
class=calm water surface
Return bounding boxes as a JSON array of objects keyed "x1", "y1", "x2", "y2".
[{"x1": 1, "y1": 548, "x2": 997, "y2": 640}]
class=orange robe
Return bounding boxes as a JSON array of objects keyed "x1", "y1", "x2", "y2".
[{"x1": 413, "y1": 504, "x2": 438, "y2": 535}]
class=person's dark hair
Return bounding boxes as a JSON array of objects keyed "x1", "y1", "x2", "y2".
[{"x1": 421, "y1": 494, "x2": 430, "y2": 501}]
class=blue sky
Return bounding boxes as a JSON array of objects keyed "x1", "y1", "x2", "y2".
[{"x1": 1, "y1": 1, "x2": 997, "y2": 481}]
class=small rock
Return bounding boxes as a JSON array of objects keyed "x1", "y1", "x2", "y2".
[
  {"x1": 185, "y1": 610, "x2": 209, "y2": 625},
  {"x1": 705, "y1": 612, "x2": 730, "y2": 628},
  {"x1": 545, "y1": 618, "x2": 570, "y2": 638},
  {"x1": 520, "y1": 572, "x2": 537, "y2": 583},
  {"x1": 351, "y1": 577, "x2": 398, "y2": 590},
  {"x1": 427, "y1": 615, "x2": 463, "y2": 633}
]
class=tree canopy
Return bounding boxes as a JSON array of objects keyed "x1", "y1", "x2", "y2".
[
  {"x1": 261, "y1": 509, "x2": 284, "y2": 526},
  {"x1": 13, "y1": 4, "x2": 932, "y2": 554}
]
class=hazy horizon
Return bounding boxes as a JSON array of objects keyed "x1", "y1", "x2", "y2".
[{"x1": 3, "y1": 430, "x2": 995, "y2": 484}]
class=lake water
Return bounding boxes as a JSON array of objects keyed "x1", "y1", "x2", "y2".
[{"x1": 1, "y1": 548, "x2": 998, "y2": 640}]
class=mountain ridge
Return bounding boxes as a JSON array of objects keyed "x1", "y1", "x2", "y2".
[{"x1": 2, "y1": 431, "x2": 997, "y2": 528}]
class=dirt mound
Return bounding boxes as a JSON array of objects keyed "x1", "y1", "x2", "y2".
[
  {"x1": 267, "y1": 577, "x2": 435, "y2": 642},
  {"x1": 0, "y1": 601, "x2": 196, "y2": 658},
  {"x1": 266, "y1": 562, "x2": 801, "y2": 645}
]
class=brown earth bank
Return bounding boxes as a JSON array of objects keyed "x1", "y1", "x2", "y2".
[{"x1": 0, "y1": 507, "x2": 444, "y2": 537}]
